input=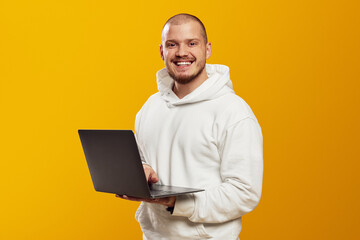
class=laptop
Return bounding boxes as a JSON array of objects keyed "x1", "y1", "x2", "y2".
[{"x1": 78, "y1": 129, "x2": 204, "y2": 199}]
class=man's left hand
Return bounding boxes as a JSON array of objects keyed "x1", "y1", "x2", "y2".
[{"x1": 116, "y1": 194, "x2": 176, "y2": 207}]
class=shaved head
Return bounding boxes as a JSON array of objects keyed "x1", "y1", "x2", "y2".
[{"x1": 162, "y1": 13, "x2": 208, "y2": 43}]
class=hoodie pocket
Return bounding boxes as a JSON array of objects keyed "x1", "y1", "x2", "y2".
[{"x1": 138, "y1": 203, "x2": 212, "y2": 239}]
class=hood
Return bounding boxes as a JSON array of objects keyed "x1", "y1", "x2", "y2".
[{"x1": 156, "y1": 64, "x2": 235, "y2": 106}]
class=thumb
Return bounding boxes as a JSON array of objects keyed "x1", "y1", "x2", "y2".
[{"x1": 149, "y1": 171, "x2": 159, "y2": 183}]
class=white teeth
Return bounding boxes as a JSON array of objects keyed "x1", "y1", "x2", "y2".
[{"x1": 176, "y1": 62, "x2": 192, "y2": 66}]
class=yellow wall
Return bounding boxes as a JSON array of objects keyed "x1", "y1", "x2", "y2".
[{"x1": 1, "y1": 0, "x2": 359, "y2": 239}]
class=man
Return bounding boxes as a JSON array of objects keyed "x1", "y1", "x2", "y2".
[{"x1": 117, "y1": 13, "x2": 263, "y2": 239}]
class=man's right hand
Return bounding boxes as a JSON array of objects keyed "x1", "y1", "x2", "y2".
[
  {"x1": 143, "y1": 164, "x2": 159, "y2": 184},
  {"x1": 117, "y1": 164, "x2": 176, "y2": 207}
]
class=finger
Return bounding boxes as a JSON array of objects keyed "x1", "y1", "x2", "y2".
[
  {"x1": 123, "y1": 195, "x2": 145, "y2": 202},
  {"x1": 149, "y1": 172, "x2": 159, "y2": 183},
  {"x1": 145, "y1": 171, "x2": 151, "y2": 182},
  {"x1": 122, "y1": 195, "x2": 131, "y2": 200},
  {"x1": 143, "y1": 165, "x2": 152, "y2": 182},
  {"x1": 115, "y1": 194, "x2": 129, "y2": 200},
  {"x1": 115, "y1": 194, "x2": 137, "y2": 201}
]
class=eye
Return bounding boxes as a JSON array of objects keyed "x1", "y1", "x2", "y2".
[
  {"x1": 189, "y1": 42, "x2": 197, "y2": 46},
  {"x1": 167, "y1": 42, "x2": 176, "y2": 48}
]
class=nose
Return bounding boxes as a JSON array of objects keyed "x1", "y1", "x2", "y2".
[{"x1": 176, "y1": 44, "x2": 188, "y2": 57}]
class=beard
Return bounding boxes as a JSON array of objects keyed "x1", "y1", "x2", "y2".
[{"x1": 167, "y1": 60, "x2": 206, "y2": 85}]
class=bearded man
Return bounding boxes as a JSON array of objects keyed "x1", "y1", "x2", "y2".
[{"x1": 117, "y1": 13, "x2": 263, "y2": 240}]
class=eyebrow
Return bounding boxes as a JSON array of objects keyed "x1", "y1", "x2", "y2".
[{"x1": 165, "y1": 38, "x2": 201, "y2": 43}]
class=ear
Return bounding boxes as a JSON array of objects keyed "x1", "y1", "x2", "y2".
[
  {"x1": 160, "y1": 44, "x2": 164, "y2": 61},
  {"x1": 205, "y1": 42, "x2": 212, "y2": 60}
]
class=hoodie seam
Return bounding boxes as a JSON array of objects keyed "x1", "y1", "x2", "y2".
[{"x1": 217, "y1": 115, "x2": 251, "y2": 155}]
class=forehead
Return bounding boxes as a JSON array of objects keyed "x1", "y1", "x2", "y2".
[{"x1": 162, "y1": 21, "x2": 204, "y2": 42}]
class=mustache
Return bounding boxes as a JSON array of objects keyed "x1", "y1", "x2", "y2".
[{"x1": 172, "y1": 58, "x2": 195, "y2": 62}]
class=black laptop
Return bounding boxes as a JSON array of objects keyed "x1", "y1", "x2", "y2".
[{"x1": 78, "y1": 129, "x2": 203, "y2": 199}]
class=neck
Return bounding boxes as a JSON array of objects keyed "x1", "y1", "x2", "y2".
[{"x1": 173, "y1": 69, "x2": 208, "y2": 99}]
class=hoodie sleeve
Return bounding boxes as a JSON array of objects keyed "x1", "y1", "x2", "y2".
[{"x1": 172, "y1": 114, "x2": 263, "y2": 223}]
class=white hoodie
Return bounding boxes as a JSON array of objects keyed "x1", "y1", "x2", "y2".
[{"x1": 135, "y1": 64, "x2": 263, "y2": 240}]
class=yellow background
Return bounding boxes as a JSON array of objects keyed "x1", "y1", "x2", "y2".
[{"x1": 1, "y1": 0, "x2": 359, "y2": 239}]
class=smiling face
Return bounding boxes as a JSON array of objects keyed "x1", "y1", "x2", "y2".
[{"x1": 160, "y1": 20, "x2": 211, "y2": 84}]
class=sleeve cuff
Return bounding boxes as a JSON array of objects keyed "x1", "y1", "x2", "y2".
[{"x1": 172, "y1": 194, "x2": 195, "y2": 218}]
